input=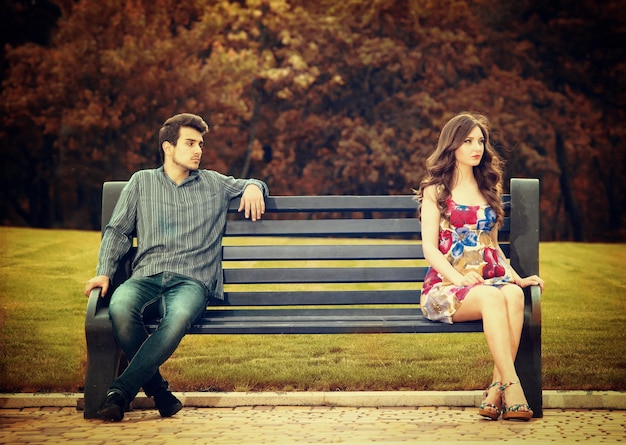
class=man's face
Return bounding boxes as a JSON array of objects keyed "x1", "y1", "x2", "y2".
[{"x1": 170, "y1": 126, "x2": 204, "y2": 171}]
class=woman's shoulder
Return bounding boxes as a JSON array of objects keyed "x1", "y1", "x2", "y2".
[{"x1": 422, "y1": 184, "x2": 444, "y2": 202}]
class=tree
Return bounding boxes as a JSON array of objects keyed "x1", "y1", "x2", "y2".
[
  {"x1": 474, "y1": 0, "x2": 626, "y2": 239},
  {"x1": 1, "y1": 0, "x2": 623, "y2": 240},
  {"x1": 1, "y1": 0, "x2": 260, "y2": 227}
]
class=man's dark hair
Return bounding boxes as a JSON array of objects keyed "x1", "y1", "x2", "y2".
[{"x1": 158, "y1": 113, "x2": 210, "y2": 162}]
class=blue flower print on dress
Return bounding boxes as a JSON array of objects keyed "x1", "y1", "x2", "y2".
[
  {"x1": 451, "y1": 226, "x2": 478, "y2": 259},
  {"x1": 421, "y1": 200, "x2": 514, "y2": 324},
  {"x1": 476, "y1": 206, "x2": 496, "y2": 232}
]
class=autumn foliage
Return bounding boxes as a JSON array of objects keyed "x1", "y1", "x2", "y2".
[{"x1": 1, "y1": 0, "x2": 624, "y2": 241}]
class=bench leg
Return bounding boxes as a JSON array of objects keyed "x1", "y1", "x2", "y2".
[
  {"x1": 510, "y1": 179, "x2": 542, "y2": 418},
  {"x1": 515, "y1": 286, "x2": 543, "y2": 418},
  {"x1": 83, "y1": 330, "x2": 123, "y2": 418},
  {"x1": 83, "y1": 289, "x2": 124, "y2": 419}
]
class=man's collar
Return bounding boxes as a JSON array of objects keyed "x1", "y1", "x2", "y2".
[{"x1": 157, "y1": 165, "x2": 199, "y2": 185}]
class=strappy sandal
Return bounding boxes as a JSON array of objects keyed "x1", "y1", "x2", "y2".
[
  {"x1": 477, "y1": 381, "x2": 502, "y2": 420},
  {"x1": 500, "y1": 381, "x2": 533, "y2": 421}
]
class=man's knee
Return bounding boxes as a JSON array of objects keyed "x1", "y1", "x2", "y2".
[{"x1": 109, "y1": 280, "x2": 151, "y2": 322}]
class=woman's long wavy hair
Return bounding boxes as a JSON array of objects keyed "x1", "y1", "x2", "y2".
[{"x1": 415, "y1": 112, "x2": 504, "y2": 226}]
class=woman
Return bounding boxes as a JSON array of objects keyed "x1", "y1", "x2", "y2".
[{"x1": 415, "y1": 112, "x2": 544, "y2": 421}]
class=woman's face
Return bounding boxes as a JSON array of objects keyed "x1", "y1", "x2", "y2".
[{"x1": 454, "y1": 125, "x2": 484, "y2": 168}]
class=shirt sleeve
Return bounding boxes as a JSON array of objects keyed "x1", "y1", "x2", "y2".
[
  {"x1": 214, "y1": 172, "x2": 269, "y2": 199},
  {"x1": 244, "y1": 178, "x2": 269, "y2": 197},
  {"x1": 96, "y1": 176, "x2": 138, "y2": 278}
]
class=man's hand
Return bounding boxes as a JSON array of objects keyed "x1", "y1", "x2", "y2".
[
  {"x1": 239, "y1": 184, "x2": 265, "y2": 221},
  {"x1": 85, "y1": 275, "x2": 110, "y2": 297}
]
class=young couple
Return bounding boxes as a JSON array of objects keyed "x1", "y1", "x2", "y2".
[{"x1": 86, "y1": 112, "x2": 542, "y2": 422}]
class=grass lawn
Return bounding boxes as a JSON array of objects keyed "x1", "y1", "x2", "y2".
[{"x1": 0, "y1": 226, "x2": 624, "y2": 393}]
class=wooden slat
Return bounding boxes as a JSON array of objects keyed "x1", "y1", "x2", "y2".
[
  {"x1": 228, "y1": 194, "x2": 511, "y2": 214},
  {"x1": 185, "y1": 323, "x2": 483, "y2": 335},
  {"x1": 229, "y1": 195, "x2": 419, "y2": 213},
  {"x1": 225, "y1": 218, "x2": 419, "y2": 236},
  {"x1": 223, "y1": 267, "x2": 427, "y2": 284},
  {"x1": 203, "y1": 307, "x2": 422, "y2": 318},
  {"x1": 500, "y1": 217, "x2": 510, "y2": 232},
  {"x1": 220, "y1": 290, "x2": 421, "y2": 306},
  {"x1": 223, "y1": 244, "x2": 424, "y2": 261},
  {"x1": 144, "y1": 308, "x2": 483, "y2": 334},
  {"x1": 183, "y1": 318, "x2": 484, "y2": 335},
  {"x1": 225, "y1": 214, "x2": 509, "y2": 235},
  {"x1": 223, "y1": 244, "x2": 508, "y2": 261}
]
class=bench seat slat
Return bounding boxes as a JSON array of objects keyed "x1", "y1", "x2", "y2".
[
  {"x1": 223, "y1": 267, "x2": 428, "y2": 283},
  {"x1": 223, "y1": 244, "x2": 425, "y2": 260},
  {"x1": 202, "y1": 307, "x2": 420, "y2": 316},
  {"x1": 185, "y1": 323, "x2": 484, "y2": 334},
  {"x1": 222, "y1": 290, "x2": 421, "y2": 306},
  {"x1": 146, "y1": 308, "x2": 483, "y2": 334},
  {"x1": 183, "y1": 320, "x2": 484, "y2": 334},
  {"x1": 225, "y1": 219, "x2": 420, "y2": 236},
  {"x1": 224, "y1": 244, "x2": 510, "y2": 261}
]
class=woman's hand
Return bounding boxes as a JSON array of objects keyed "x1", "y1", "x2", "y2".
[
  {"x1": 455, "y1": 271, "x2": 485, "y2": 286},
  {"x1": 516, "y1": 275, "x2": 545, "y2": 292}
]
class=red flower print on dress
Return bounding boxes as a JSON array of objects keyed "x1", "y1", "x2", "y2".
[
  {"x1": 483, "y1": 247, "x2": 505, "y2": 279},
  {"x1": 439, "y1": 229, "x2": 453, "y2": 254},
  {"x1": 422, "y1": 268, "x2": 443, "y2": 296},
  {"x1": 448, "y1": 200, "x2": 479, "y2": 228}
]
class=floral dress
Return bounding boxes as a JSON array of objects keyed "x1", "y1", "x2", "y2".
[{"x1": 421, "y1": 198, "x2": 514, "y2": 324}]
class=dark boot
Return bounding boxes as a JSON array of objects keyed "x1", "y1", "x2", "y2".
[
  {"x1": 153, "y1": 389, "x2": 183, "y2": 417},
  {"x1": 144, "y1": 375, "x2": 183, "y2": 418},
  {"x1": 97, "y1": 391, "x2": 126, "y2": 422}
]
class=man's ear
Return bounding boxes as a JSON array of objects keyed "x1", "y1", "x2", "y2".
[{"x1": 162, "y1": 141, "x2": 172, "y2": 157}]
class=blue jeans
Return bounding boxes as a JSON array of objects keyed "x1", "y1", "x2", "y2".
[{"x1": 108, "y1": 272, "x2": 207, "y2": 402}]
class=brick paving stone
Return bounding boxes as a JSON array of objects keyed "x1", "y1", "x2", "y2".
[{"x1": 1, "y1": 407, "x2": 625, "y2": 444}]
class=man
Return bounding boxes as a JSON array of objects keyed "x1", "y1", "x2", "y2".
[{"x1": 84, "y1": 113, "x2": 268, "y2": 421}]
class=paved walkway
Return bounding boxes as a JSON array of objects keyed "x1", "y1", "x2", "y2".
[{"x1": 1, "y1": 405, "x2": 625, "y2": 444}]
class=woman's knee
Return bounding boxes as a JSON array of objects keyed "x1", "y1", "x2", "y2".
[
  {"x1": 454, "y1": 286, "x2": 505, "y2": 321},
  {"x1": 501, "y1": 285, "x2": 525, "y2": 309},
  {"x1": 468, "y1": 285, "x2": 506, "y2": 306}
]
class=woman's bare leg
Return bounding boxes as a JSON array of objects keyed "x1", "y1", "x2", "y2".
[
  {"x1": 453, "y1": 285, "x2": 531, "y2": 413},
  {"x1": 489, "y1": 284, "x2": 525, "y2": 383},
  {"x1": 452, "y1": 286, "x2": 518, "y2": 381}
]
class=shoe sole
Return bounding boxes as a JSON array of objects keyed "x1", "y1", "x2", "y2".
[
  {"x1": 97, "y1": 406, "x2": 124, "y2": 422},
  {"x1": 502, "y1": 412, "x2": 533, "y2": 421},
  {"x1": 478, "y1": 408, "x2": 500, "y2": 421}
]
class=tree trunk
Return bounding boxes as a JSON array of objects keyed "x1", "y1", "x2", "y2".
[{"x1": 555, "y1": 134, "x2": 584, "y2": 240}]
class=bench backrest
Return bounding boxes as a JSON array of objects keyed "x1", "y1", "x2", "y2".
[{"x1": 99, "y1": 178, "x2": 539, "y2": 310}]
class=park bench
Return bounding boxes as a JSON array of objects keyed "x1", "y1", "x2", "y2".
[{"x1": 84, "y1": 178, "x2": 542, "y2": 419}]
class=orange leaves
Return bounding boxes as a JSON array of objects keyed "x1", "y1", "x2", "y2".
[{"x1": 0, "y1": 0, "x2": 623, "y2": 239}]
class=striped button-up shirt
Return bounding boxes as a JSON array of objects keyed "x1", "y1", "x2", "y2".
[{"x1": 96, "y1": 166, "x2": 268, "y2": 299}]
